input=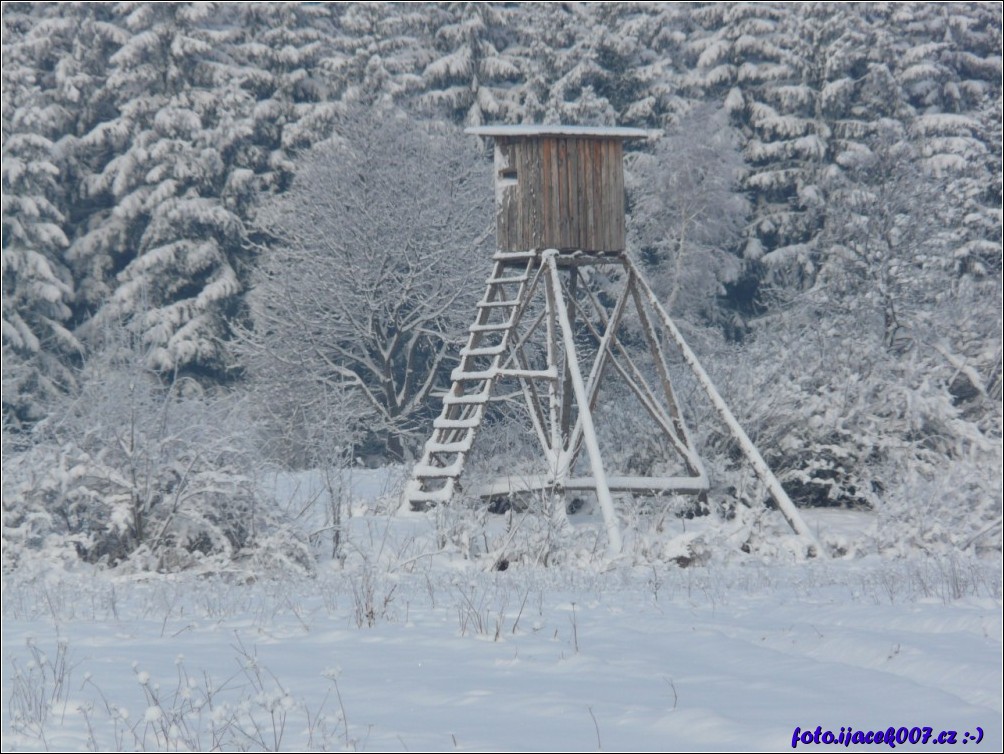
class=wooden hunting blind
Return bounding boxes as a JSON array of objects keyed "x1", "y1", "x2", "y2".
[
  {"x1": 403, "y1": 125, "x2": 820, "y2": 558},
  {"x1": 485, "y1": 125, "x2": 641, "y2": 253}
]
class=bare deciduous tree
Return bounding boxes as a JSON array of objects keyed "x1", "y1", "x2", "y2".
[{"x1": 244, "y1": 108, "x2": 493, "y2": 461}]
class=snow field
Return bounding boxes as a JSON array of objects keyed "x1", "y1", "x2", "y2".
[{"x1": 3, "y1": 508, "x2": 1001, "y2": 752}]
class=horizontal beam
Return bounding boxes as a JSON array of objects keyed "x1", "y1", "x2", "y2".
[
  {"x1": 492, "y1": 250, "x2": 629, "y2": 267},
  {"x1": 473, "y1": 474, "x2": 709, "y2": 499},
  {"x1": 467, "y1": 125, "x2": 652, "y2": 139}
]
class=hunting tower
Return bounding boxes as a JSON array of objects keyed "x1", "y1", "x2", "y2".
[{"x1": 403, "y1": 125, "x2": 818, "y2": 557}]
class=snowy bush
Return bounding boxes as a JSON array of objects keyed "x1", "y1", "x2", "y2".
[
  {"x1": 872, "y1": 459, "x2": 1003, "y2": 556},
  {"x1": 2, "y1": 344, "x2": 306, "y2": 573},
  {"x1": 693, "y1": 308, "x2": 1002, "y2": 557}
]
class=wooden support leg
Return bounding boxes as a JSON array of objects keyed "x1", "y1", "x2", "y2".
[{"x1": 544, "y1": 251, "x2": 622, "y2": 557}]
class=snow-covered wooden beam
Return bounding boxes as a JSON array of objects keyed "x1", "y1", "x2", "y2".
[
  {"x1": 473, "y1": 475, "x2": 709, "y2": 499},
  {"x1": 544, "y1": 250, "x2": 622, "y2": 556}
]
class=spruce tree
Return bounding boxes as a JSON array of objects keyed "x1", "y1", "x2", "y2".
[{"x1": 2, "y1": 4, "x2": 80, "y2": 424}]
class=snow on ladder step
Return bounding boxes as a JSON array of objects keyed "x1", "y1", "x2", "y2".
[
  {"x1": 425, "y1": 436, "x2": 475, "y2": 454},
  {"x1": 493, "y1": 250, "x2": 538, "y2": 261},
  {"x1": 477, "y1": 299, "x2": 521, "y2": 308},
  {"x1": 459, "y1": 343, "x2": 505, "y2": 357},
  {"x1": 469, "y1": 322, "x2": 513, "y2": 333},
  {"x1": 450, "y1": 366, "x2": 558, "y2": 382},
  {"x1": 443, "y1": 388, "x2": 491, "y2": 406},
  {"x1": 498, "y1": 367, "x2": 559, "y2": 380},
  {"x1": 414, "y1": 468, "x2": 458, "y2": 480},
  {"x1": 433, "y1": 415, "x2": 481, "y2": 430},
  {"x1": 413, "y1": 458, "x2": 464, "y2": 478},
  {"x1": 486, "y1": 275, "x2": 528, "y2": 285},
  {"x1": 451, "y1": 367, "x2": 496, "y2": 381}
]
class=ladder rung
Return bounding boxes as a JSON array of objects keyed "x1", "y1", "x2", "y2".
[
  {"x1": 414, "y1": 471, "x2": 459, "y2": 483},
  {"x1": 497, "y1": 368, "x2": 558, "y2": 380},
  {"x1": 451, "y1": 367, "x2": 557, "y2": 381},
  {"x1": 460, "y1": 344, "x2": 505, "y2": 357},
  {"x1": 433, "y1": 416, "x2": 480, "y2": 429},
  {"x1": 477, "y1": 299, "x2": 520, "y2": 309},
  {"x1": 451, "y1": 368, "x2": 496, "y2": 381},
  {"x1": 469, "y1": 322, "x2": 513, "y2": 333},
  {"x1": 443, "y1": 389, "x2": 490, "y2": 406},
  {"x1": 426, "y1": 437, "x2": 474, "y2": 453},
  {"x1": 414, "y1": 468, "x2": 456, "y2": 480},
  {"x1": 487, "y1": 275, "x2": 528, "y2": 285},
  {"x1": 493, "y1": 251, "x2": 537, "y2": 261}
]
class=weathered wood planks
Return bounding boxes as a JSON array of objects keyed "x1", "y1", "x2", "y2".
[{"x1": 492, "y1": 134, "x2": 630, "y2": 254}]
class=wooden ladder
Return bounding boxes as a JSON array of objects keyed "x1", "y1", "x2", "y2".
[{"x1": 405, "y1": 252, "x2": 537, "y2": 510}]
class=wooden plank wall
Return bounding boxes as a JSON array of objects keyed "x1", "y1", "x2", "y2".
[{"x1": 495, "y1": 136, "x2": 626, "y2": 253}]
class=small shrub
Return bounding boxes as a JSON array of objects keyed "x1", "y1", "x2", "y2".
[{"x1": 2, "y1": 345, "x2": 304, "y2": 572}]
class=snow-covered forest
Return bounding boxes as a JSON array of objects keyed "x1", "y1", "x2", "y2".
[{"x1": 2, "y1": 3, "x2": 1001, "y2": 750}]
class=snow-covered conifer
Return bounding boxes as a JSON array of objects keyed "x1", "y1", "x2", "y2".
[
  {"x1": 71, "y1": 3, "x2": 255, "y2": 378},
  {"x1": 332, "y1": 2, "x2": 430, "y2": 111},
  {"x1": 2, "y1": 4, "x2": 80, "y2": 424},
  {"x1": 420, "y1": 2, "x2": 523, "y2": 126}
]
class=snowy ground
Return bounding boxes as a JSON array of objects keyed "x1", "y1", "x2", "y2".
[{"x1": 3, "y1": 470, "x2": 1001, "y2": 752}]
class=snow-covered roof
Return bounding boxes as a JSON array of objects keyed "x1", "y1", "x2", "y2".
[{"x1": 466, "y1": 125, "x2": 653, "y2": 139}]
